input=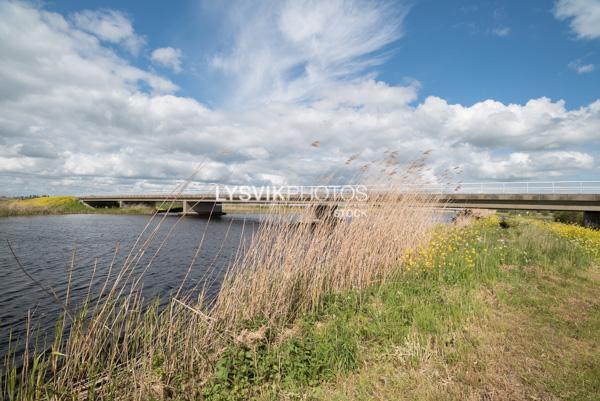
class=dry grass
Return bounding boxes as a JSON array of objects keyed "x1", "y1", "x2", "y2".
[
  {"x1": 1, "y1": 157, "x2": 444, "y2": 399},
  {"x1": 213, "y1": 190, "x2": 439, "y2": 327}
]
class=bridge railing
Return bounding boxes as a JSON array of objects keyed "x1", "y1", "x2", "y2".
[
  {"x1": 187, "y1": 181, "x2": 600, "y2": 195},
  {"x1": 404, "y1": 181, "x2": 600, "y2": 194},
  {"x1": 81, "y1": 181, "x2": 600, "y2": 199}
]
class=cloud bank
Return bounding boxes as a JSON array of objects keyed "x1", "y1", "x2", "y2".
[{"x1": 0, "y1": 1, "x2": 598, "y2": 195}]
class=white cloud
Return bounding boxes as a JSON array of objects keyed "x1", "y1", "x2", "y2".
[
  {"x1": 554, "y1": 0, "x2": 600, "y2": 40},
  {"x1": 0, "y1": 1, "x2": 599, "y2": 195},
  {"x1": 313, "y1": 79, "x2": 419, "y2": 111},
  {"x1": 568, "y1": 59, "x2": 595, "y2": 74},
  {"x1": 0, "y1": 2, "x2": 176, "y2": 96},
  {"x1": 474, "y1": 151, "x2": 594, "y2": 179},
  {"x1": 492, "y1": 26, "x2": 510, "y2": 37},
  {"x1": 72, "y1": 8, "x2": 145, "y2": 54},
  {"x1": 151, "y1": 47, "x2": 183, "y2": 72},
  {"x1": 577, "y1": 64, "x2": 594, "y2": 73},
  {"x1": 210, "y1": 0, "x2": 408, "y2": 104}
]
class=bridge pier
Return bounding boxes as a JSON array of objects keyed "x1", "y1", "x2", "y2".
[
  {"x1": 583, "y1": 211, "x2": 600, "y2": 229},
  {"x1": 183, "y1": 201, "x2": 223, "y2": 217}
]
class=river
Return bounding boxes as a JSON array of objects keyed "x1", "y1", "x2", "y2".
[
  {"x1": 0, "y1": 213, "x2": 260, "y2": 360},
  {"x1": 0, "y1": 210, "x2": 456, "y2": 362}
]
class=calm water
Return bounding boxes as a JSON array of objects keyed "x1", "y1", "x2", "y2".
[
  {"x1": 0, "y1": 214, "x2": 260, "y2": 360},
  {"x1": 0, "y1": 211, "x2": 454, "y2": 361}
]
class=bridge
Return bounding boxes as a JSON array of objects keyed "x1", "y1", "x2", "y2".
[{"x1": 80, "y1": 181, "x2": 600, "y2": 228}]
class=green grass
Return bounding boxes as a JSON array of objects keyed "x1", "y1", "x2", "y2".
[
  {"x1": 198, "y1": 218, "x2": 599, "y2": 400},
  {"x1": 222, "y1": 203, "x2": 304, "y2": 214},
  {"x1": 2, "y1": 217, "x2": 598, "y2": 400},
  {"x1": 0, "y1": 196, "x2": 154, "y2": 217}
]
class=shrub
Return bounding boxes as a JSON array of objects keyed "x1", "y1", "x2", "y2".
[{"x1": 553, "y1": 211, "x2": 583, "y2": 225}]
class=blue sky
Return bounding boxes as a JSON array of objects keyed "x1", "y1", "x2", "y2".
[
  {"x1": 0, "y1": 0, "x2": 599, "y2": 194},
  {"x1": 389, "y1": 0, "x2": 599, "y2": 108},
  {"x1": 44, "y1": 0, "x2": 600, "y2": 108}
]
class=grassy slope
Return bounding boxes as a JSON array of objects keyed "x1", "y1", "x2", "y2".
[
  {"x1": 200, "y1": 218, "x2": 599, "y2": 401},
  {"x1": 0, "y1": 196, "x2": 154, "y2": 217}
]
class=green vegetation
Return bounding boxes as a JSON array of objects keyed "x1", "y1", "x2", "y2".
[
  {"x1": 156, "y1": 201, "x2": 184, "y2": 213},
  {"x1": 0, "y1": 196, "x2": 154, "y2": 217},
  {"x1": 222, "y1": 203, "x2": 303, "y2": 214},
  {"x1": 3, "y1": 213, "x2": 599, "y2": 400},
  {"x1": 553, "y1": 210, "x2": 584, "y2": 225},
  {"x1": 543, "y1": 218, "x2": 600, "y2": 263},
  {"x1": 194, "y1": 217, "x2": 599, "y2": 400}
]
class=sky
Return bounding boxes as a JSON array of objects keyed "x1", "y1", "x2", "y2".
[{"x1": 0, "y1": 0, "x2": 599, "y2": 195}]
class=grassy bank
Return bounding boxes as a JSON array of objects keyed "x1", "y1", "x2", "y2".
[
  {"x1": 222, "y1": 203, "x2": 303, "y2": 214},
  {"x1": 197, "y1": 217, "x2": 599, "y2": 400},
  {"x1": 2, "y1": 210, "x2": 599, "y2": 399},
  {"x1": 0, "y1": 196, "x2": 154, "y2": 217},
  {"x1": 301, "y1": 218, "x2": 600, "y2": 401}
]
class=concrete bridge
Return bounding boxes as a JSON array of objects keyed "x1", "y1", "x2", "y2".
[{"x1": 79, "y1": 181, "x2": 600, "y2": 228}]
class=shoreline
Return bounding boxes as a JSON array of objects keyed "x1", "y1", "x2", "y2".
[
  {"x1": 3, "y1": 215, "x2": 599, "y2": 399},
  {"x1": 0, "y1": 197, "x2": 308, "y2": 218}
]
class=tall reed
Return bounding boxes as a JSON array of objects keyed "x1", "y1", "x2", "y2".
[{"x1": 1, "y1": 158, "x2": 446, "y2": 399}]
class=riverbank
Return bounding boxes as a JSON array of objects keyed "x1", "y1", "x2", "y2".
[
  {"x1": 0, "y1": 196, "x2": 154, "y2": 217},
  {"x1": 304, "y1": 218, "x2": 600, "y2": 400},
  {"x1": 0, "y1": 196, "x2": 303, "y2": 217},
  {"x1": 196, "y1": 217, "x2": 599, "y2": 400},
  {"x1": 3, "y1": 215, "x2": 598, "y2": 400}
]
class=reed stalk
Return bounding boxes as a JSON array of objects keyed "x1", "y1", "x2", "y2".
[{"x1": 1, "y1": 157, "x2": 446, "y2": 400}]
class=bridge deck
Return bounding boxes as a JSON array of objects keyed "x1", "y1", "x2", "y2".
[
  {"x1": 438, "y1": 193, "x2": 600, "y2": 212},
  {"x1": 80, "y1": 192, "x2": 600, "y2": 212}
]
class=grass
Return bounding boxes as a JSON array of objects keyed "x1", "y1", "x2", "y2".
[
  {"x1": 2, "y1": 179, "x2": 599, "y2": 399},
  {"x1": 0, "y1": 196, "x2": 155, "y2": 217},
  {"x1": 1, "y1": 196, "x2": 301, "y2": 217},
  {"x1": 1, "y1": 159, "x2": 445, "y2": 400},
  {"x1": 196, "y1": 217, "x2": 599, "y2": 400},
  {"x1": 542, "y1": 219, "x2": 600, "y2": 263},
  {"x1": 284, "y1": 218, "x2": 600, "y2": 401},
  {"x1": 222, "y1": 204, "x2": 304, "y2": 214}
]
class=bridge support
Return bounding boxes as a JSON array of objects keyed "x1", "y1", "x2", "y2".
[
  {"x1": 183, "y1": 201, "x2": 223, "y2": 217},
  {"x1": 583, "y1": 211, "x2": 600, "y2": 230}
]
